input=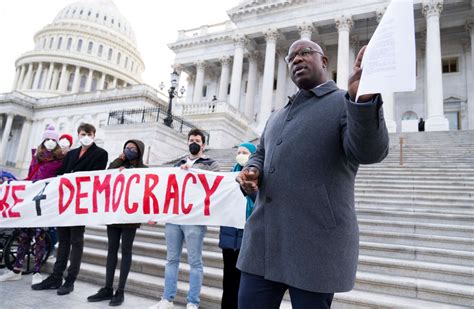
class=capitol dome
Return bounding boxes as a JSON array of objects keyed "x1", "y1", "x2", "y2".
[{"x1": 11, "y1": 0, "x2": 145, "y2": 98}]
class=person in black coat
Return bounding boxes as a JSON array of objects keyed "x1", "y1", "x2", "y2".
[
  {"x1": 88, "y1": 139, "x2": 147, "y2": 306},
  {"x1": 32, "y1": 123, "x2": 108, "y2": 295}
]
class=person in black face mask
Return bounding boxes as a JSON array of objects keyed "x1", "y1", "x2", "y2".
[{"x1": 87, "y1": 139, "x2": 147, "y2": 306}]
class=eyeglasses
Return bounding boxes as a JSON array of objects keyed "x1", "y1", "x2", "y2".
[{"x1": 285, "y1": 47, "x2": 324, "y2": 64}]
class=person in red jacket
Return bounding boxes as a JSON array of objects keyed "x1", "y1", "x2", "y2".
[{"x1": 0, "y1": 125, "x2": 64, "y2": 286}]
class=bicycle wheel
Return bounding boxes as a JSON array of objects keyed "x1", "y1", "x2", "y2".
[{"x1": 4, "y1": 229, "x2": 52, "y2": 274}]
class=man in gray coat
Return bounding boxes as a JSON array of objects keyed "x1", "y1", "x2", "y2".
[{"x1": 236, "y1": 39, "x2": 389, "y2": 308}]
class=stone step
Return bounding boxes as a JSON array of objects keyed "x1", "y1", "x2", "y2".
[
  {"x1": 355, "y1": 178, "x2": 474, "y2": 186},
  {"x1": 359, "y1": 229, "x2": 472, "y2": 251},
  {"x1": 356, "y1": 207, "x2": 474, "y2": 226},
  {"x1": 359, "y1": 241, "x2": 474, "y2": 267},
  {"x1": 353, "y1": 272, "x2": 474, "y2": 307},
  {"x1": 355, "y1": 185, "x2": 474, "y2": 195},
  {"x1": 332, "y1": 289, "x2": 465, "y2": 309},
  {"x1": 355, "y1": 198, "x2": 474, "y2": 211},
  {"x1": 358, "y1": 218, "x2": 474, "y2": 238},
  {"x1": 355, "y1": 174, "x2": 474, "y2": 182},
  {"x1": 356, "y1": 203, "x2": 474, "y2": 217},
  {"x1": 356, "y1": 192, "x2": 474, "y2": 204}
]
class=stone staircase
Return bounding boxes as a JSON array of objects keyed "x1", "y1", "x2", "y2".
[{"x1": 47, "y1": 131, "x2": 474, "y2": 308}]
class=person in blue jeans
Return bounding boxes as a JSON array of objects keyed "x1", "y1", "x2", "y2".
[{"x1": 149, "y1": 128, "x2": 219, "y2": 309}]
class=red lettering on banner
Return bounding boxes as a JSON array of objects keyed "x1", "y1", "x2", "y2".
[
  {"x1": 59, "y1": 178, "x2": 75, "y2": 214},
  {"x1": 125, "y1": 174, "x2": 140, "y2": 214},
  {"x1": 181, "y1": 173, "x2": 197, "y2": 214},
  {"x1": 198, "y1": 174, "x2": 224, "y2": 216},
  {"x1": 8, "y1": 185, "x2": 25, "y2": 218},
  {"x1": 93, "y1": 175, "x2": 111, "y2": 213},
  {"x1": 143, "y1": 174, "x2": 159, "y2": 214},
  {"x1": 75, "y1": 176, "x2": 91, "y2": 214},
  {"x1": 0, "y1": 185, "x2": 10, "y2": 217},
  {"x1": 112, "y1": 174, "x2": 125, "y2": 212},
  {"x1": 163, "y1": 174, "x2": 179, "y2": 214}
]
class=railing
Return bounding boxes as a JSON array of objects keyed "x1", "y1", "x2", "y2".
[
  {"x1": 177, "y1": 21, "x2": 235, "y2": 40},
  {"x1": 177, "y1": 100, "x2": 251, "y2": 126},
  {"x1": 107, "y1": 107, "x2": 210, "y2": 144}
]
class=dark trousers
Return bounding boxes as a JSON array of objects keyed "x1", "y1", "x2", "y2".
[
  {"x1": 105, "y1": 226, "x2": 137, "y2": 291},
  {"x1": 53, "y1": 226, "x2": 85, "y2": 279},
  {"x1": 221, "y1": 249, "x2": 241, "y2": 309},
  {"x1": 238, "y1": 272, "x2": 334, "y2": 309}
]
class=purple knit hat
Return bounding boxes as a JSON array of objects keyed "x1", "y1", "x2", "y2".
[{"x1": 42, "y1": 125, "x2": 59, "y2": 141}]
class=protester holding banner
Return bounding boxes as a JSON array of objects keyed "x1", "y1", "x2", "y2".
[
  {"x1": 151, "y1": 128, "x2": 219, "y2": 309},
  {"x1": 88, "y1": 139, "x2": 147, "y2": 306},
  {"x1": 218, "y1": 142, "x2": 257, "y2": 309},
  {"x1": 0, "y1": 125, "x2": 64, "y2": 286},
  {"x1": 32, "y1": 123, "x2": 108, "y2": 295},
  {"x1": 236, "y1": 40, "x2": 389, "y2": 308}
]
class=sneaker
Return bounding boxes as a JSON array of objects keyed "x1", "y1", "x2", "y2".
[
  {"x1": 31, "y1": 273, "x2": 43, "y2": 285},
  {"x1": 57, "y1": 277, "x2": 75, "y2": 295},
  {"x1": 149, "y1": 298, "x2": 174, "y2": 309},
  {"x1": 0, "y1": 270, "x2": 21, "y2": 282},
  {"x1": 109, "y1": 289, "x2": 124, "y2": 306},
  {"x1": 87, "y1": 287, "x2": 114, "y2": 302},
  {"x1": 186, "y1": 303, "x2": 198, "y2": 309},
  {"x1": 32, "y1": 274, "x2": 63, "y2": 290}
]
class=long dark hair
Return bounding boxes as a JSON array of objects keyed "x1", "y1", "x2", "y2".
[{"x1": 36, "y1": 141, "x2": 65, "y2": 162}]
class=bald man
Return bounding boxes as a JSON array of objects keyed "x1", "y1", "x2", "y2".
[{"x1": 236, "y1": 39, "x2": 389, "y2": 308}]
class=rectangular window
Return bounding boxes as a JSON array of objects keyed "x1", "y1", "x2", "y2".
[
  {"x1": 49, "y1": 37, "x2": 54, "y2": 49},
  {"x1": 88, "y1": 41, "x2": 93, "y2": 54},
  {"x1": 57, "y1": 37, "x2": 62, "y2": 49},
  {"x1": 67, "y1": 38, "x2": 72, "y2": 50},
  {"x1": 227, "y1": 83, "x2": 231, "y2": 95},
  {"x1": 125, "y1": 56, "x2": 128, "y2": 68},
  {"x1": 131, "y1": 61, "x2": 134, "y2": 72},
  {"x1": 98, "y1": 45, "x2": 103, "y2": 57},
  {"x1": 76, "y1": 39, "x2": 83, "y2": 52},
  {"x1": 442, "y1": 57, "x2": 458, "y2": 73},
  {"x1": 116, "y1": 52, "x2": 121, "y2": 65},
  {"x1": 108, "y1": 48, "x2": 113, "y2": 60},
  {"x1": 202, "y1": 85, "x2": 208, "y2": 98}
]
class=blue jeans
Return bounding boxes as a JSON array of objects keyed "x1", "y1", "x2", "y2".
[{"x1": 163, "y1": 224, "x2": 207, "y2": 305}]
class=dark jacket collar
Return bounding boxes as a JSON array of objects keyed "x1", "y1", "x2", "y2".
[{"x1": 286, "y1": 80, "x2": 339, "y2": 108}]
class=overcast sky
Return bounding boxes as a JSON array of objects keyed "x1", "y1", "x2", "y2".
[{"x1": 0, "y1": 0, "x2": 241, "y2": 93}]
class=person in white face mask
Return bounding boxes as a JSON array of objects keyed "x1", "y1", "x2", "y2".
[
  {"x1": 32, "y1": 123, "x2": 108, "y2": 295},
  {"x1": 58, "y1": 133, "x2": 73, "y2": 155},
  {"x1": 218, "y1": 142, "x2": 257, "y2": 309},
  {"x1": 0, "y1": 124, "x2": 65, "y2": 286}
]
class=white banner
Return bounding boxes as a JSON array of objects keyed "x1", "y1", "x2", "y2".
[{"x1": 0, "y1": 168, "x2": 247, "y2": 228}]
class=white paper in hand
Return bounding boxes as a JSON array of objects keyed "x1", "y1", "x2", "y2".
[{"x1": 356, "y1": 0, "x2": 416, "y2": 101}]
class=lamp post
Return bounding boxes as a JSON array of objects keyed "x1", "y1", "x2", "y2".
[{"x1": 160, "y1": 70, "x2": 185, "y2": 127}]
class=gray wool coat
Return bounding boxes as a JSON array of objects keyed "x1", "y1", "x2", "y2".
[{"x1": 236, "y1": 80, "x2": 389, "y2": 293}]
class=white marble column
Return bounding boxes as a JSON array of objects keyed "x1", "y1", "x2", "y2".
[
  {"x1": 98, "y1": 73, "x2": 106, "y2": 90},
  {"x1": 33, "y1": 62, "x2": 43, "y2": 90},
  {"x1": 111, "y1": 77, "x2": 117, "y2": 89},
  {"x1": 12, "y1": 67, "x2": 21, "y2": 91},
  {"x1": 85, "y1": 69, "x2": 93, "y2": 92},
  {"x1": 0, "y1": 114, "x2": 14, "y2": 164},
  {"x1": 72, "y1": 66, "x2": 81, "y2": 93},
  {"x1": 298, "y1": 23, "x2": 314, "y2": 41},
  {"x1": 43, "y1": 63, "x2": 54, "y2": 90},
  {"x1": 22, "y1": 63, "x2": 34, "y2": 89},
  {"x1": 258, "y1": 29, "x2": 279, "y2": 131},
  {"x1": 381, "y1": 92, "x2": 397, "y2": 132},
  {"x1": 335, "y1": 15, "x2": 352, "y2": 90},
  {"x1": 193, "y1": 60, "x2": 207, "y2": 103},
  {"x1": 230, "y1": 36, "x2": 248, "y2": 109},
  {"x1": 466, "y1": 21, "x2": 474, "y2": 130},
  {"x1": 15, "y1": 119, "x2": 32, "y2": 169},
  {"x1": 50, "y1": 66, "x2": 59, "y2": 91},
  {"x1": 16, "y1": 65, "x2": 26, "y2": 90},
  {"x1": 245, "y1": 52, "x2": 259, "y2": 119},
  {"x1": 423, "y1": 0, "x2": 449, "y2": 131},
  {"x1": 218, "y1": 56, "x2": 231, "y2": 100},
  {"x1": 58, "y1": 64, "x2": 69, "y2": 92},
  {"x1": 275, "y1": 50, "x2": 288, "y2": 110}
]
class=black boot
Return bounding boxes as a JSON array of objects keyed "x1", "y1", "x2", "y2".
[
  {"x1": 57, "y1": 276, "x2": 75, "y2": 295},
  {"x1": 87, "y1": 287, "x2": 114, "y2": 302},
  {"x1": 31, "y1": 274, "x2": 63, "y2": 290},
  {"x1": 109, "y1": 289, "x2": 124, "y2": 306}
]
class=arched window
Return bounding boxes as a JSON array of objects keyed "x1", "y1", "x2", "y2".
[
  {"x1": 88, "y1": 41, "x2": 93, "y2": 54},
  {"x1": 57, "y1": 37, "x2": 63, "y2": 49},
  {"x1": 125, "y1": 56, "x2": 128, "y2": 68},
  {"x1": 79, "y1": 75, "x2": 87, "y2": 92},
  {"x1": 43, "y1": 38, "x2": 47, "y2": 48},
  {"x1": 76, "y1": 39, "x2": 83, "y2": 52},
  {"x1": 91, "y1": 78, "x2": 98, "y2": 91},
  {"x1": 98, "y1": 45, "x2": 103, "y2": 57},
  {"x1": 131, "y1": 61, "x2": 134, "y2": 72},
  {"x1": 108, "y1": 48, "x2": 113, "y2": 60},
  {"x1": 67, "y1": 38, "x2": 72, "y2": 50},
  {"x1": 401, "y1": 111, "x2": 418, "y2": 120},
  {"x1": 116, "y1": 52, "x2": 121, "y2": 65},
  {"x1": 49, "y1": 37, "x2": 54, "y2": 49},
  {"x1": 67, "y1": 73, "x2": 74, "y2": 91}
]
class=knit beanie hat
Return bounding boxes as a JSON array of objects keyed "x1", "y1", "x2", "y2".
[
  {"x1": 42, "y1": 125, "x2": 59, "y2": 141},
  {"x1": 239, "y1": 142, "x2": 257, "y2": 154},
  {"x1": 59, "y1": 133, "x2": 73, "y2": 146}
]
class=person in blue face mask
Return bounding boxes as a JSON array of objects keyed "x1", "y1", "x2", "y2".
[{"x1": 87, "y1": 139, "x2": 147, "y2": 306}]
